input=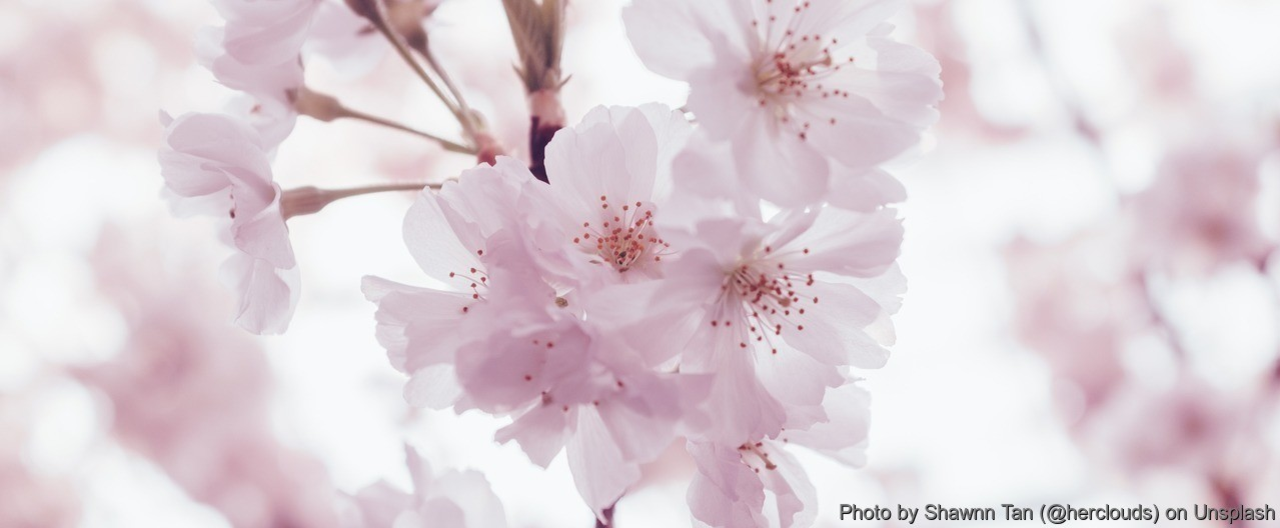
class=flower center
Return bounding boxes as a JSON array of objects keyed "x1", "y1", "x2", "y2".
[
  {"x1": 714, "y1": 247, "x2": 818, "y2": 354},
  {"x1": 446, "y1": 248, "x2": 488, "y2": 314},
  {"x1": 738, "y1": 441, "x2": 778, "y2": 473},
  {"x1": 749, "y1": 3, "x2": 854, "y2": 140},
  {"x1": 573, "y1": 195, "x2": 671, "y2": 273}
]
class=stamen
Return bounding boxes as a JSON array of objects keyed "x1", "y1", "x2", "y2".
[
  {"x1": 573, "y1": 199, "x2": 672, "y2": 272},
  {"x1": 715, "y1": 245, "x2": 820, "y2": 354},
  {"x1": 748, "y1": 1, "x2": 855, "y2": 143},
  {"x1": 737, "y1": 442, "x2": 778, "y2": 471}
]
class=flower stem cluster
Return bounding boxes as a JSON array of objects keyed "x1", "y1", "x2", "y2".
[{"x1": 164, "y1": 1, "x2": 943, "y2": 526}]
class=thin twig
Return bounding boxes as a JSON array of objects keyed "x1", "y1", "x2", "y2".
[
  {"x1": 371, "y1": 21, "x2": 475, "y2": 143},
  {"x1": 412, "y1": 39, "x2": 480, "y2": 141},
  {"x1": 1015, "y1": 0, "x2": 1115, "y2": 195},
  {"x1": 326, "y1": 182, "x2": 441, "y2": 200},
  {"x1": 295, "y1": 86, "x2": 475, "y2": 154},
  {"x1": 281, "y1": 182, "x2": 443, "y2": 219},
  {"x1": 345, "y1": 108, "x2": 476, "y2": 154},
  {"x1": 1136, "y1": 272, "x2": 1189, "y2": 361}
]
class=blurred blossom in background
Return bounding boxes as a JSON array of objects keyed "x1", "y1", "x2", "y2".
[{"x1": 1, "y1": 0, "x2": 1278, "y2": 527}]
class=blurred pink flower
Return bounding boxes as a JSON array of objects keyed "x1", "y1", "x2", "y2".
[
  {"x1": 1116, "y1": 6, "x2": 1197, "y2": 109},
  {"x1": 76, "y1": 226, "x2": 340, "y2": 528},
  {"x1": 912, "y1": 1, "x2": 1027, "y2": 143},
  {"x1": 0, "y1": 462, "x2": 79, "y2": 528},
  {"x1": 0, "y1": 3, "x2": 198, "y2": 171},
  {"x1": 624, "y1": 0, "x2": 942, "y2": 207},
  {"x1": 159, "y1": 113, "x2": 300, "y2": 335},
  {"x1": 372, "y1": 223, "x2": 707, "y2": 517},
  {"x1": 0, "y1": 396, "x2": 81, "y2": 528},
  {"x1": 344, "y1": 445, "x2": 507, "y2": 528},
  {"x1": 1128, "y1": 138, "x2": 1275, "y2": 276},
  {"x1": 1004, "y1": 230, "x2": 1144, "y2": 421},
  {"x1": 367, "y1": 191, "x2": 707, "y2": 517},
  {"x1": 1082, "y1": 374, "x2": 1272, "y2": 490}
]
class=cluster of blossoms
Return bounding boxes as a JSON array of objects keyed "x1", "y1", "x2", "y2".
[
  {"x1": 159, "y1": 0, "x2": 941, "y2": 525},
  {"x1": 1001, "y1": 1, "x2": 1280, "y2": 510},
  {"x1": 1005, "y1": 129, "x2": 1280, "y2": 509}
]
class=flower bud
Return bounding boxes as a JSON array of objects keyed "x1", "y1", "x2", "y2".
[
  {"x1": 281, "y1": 186, "x2": 331, "y2": 220},
  {"x1": 293, "y1": 87, "x2": 348, "y2": 123}
]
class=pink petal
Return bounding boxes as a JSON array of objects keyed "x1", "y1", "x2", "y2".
[
  {"x1": 495, "y1": 405, "x2": 570, "y2": 468},
  {"x1": 566, "y1": 407, "x2": 642, "y2": 517},
  {"x1": 221, "y1": 253, "x2": 299, "y2": 335}
]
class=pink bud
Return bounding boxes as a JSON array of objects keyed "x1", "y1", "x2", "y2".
[{"x1": 281, "y1": 186, "x2": 330, "y2": 219}]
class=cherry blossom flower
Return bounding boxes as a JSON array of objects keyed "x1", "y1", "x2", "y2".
[
  {"x1": 201, "y1": 0, "x2": 321, "y2": 106},
  {"x1": 654, "y1": 206, "x2": 903, "y2": 444},
  {"x1": 364, "y1": 104, "x2": 694, "y2": 402},
  {"x1": 526, "y1": 103, "x2": 693, "y2": 287},
  {"x1": 362, "y1": 156, "x2": 536, "y2": 409},
  {"x1": 367, "y1": 195, "x2": 707, "y2": 517},
  {"x1": 364, "y1": 105, "x2": 712, "y2": 517},
  {"x1": 686, "y1": 439, "x2": 815, "y2": 528},
  {"x1": 344, "y1": 445, "x2": 507, "y2": 528},
  {"x1": 461, "y1": 255, "x2": 708, "y2": 517},
  {"x1": 685, "y1": 383, "x2": 871, "y2": 528},
  {"x1": 366, "y1": 195, "x2": 703, "y2": 519},
  {"x1": 624, "y1": 0, "x2": 942, "y2": 207},
  {"x1": 159, "y1": 112, "x2": 300, "y2": 335},
  {"x1": 366, "y1": 103, "x2": 906, "y2": 520}
]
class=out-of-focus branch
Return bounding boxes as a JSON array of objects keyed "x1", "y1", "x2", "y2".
[
  {"x1": 1134, "y1": 272, "x2": 1189, "y2": 361},
  {"x1": 1262, "y1": 252, "x2": 1280, "y2": 390},
  {"x1": 502, "y1": 0, "x2": 567, "y2": 183},
  {"x1": 1015, "y1": 0, "x2": 1114, "y2": 192}
]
